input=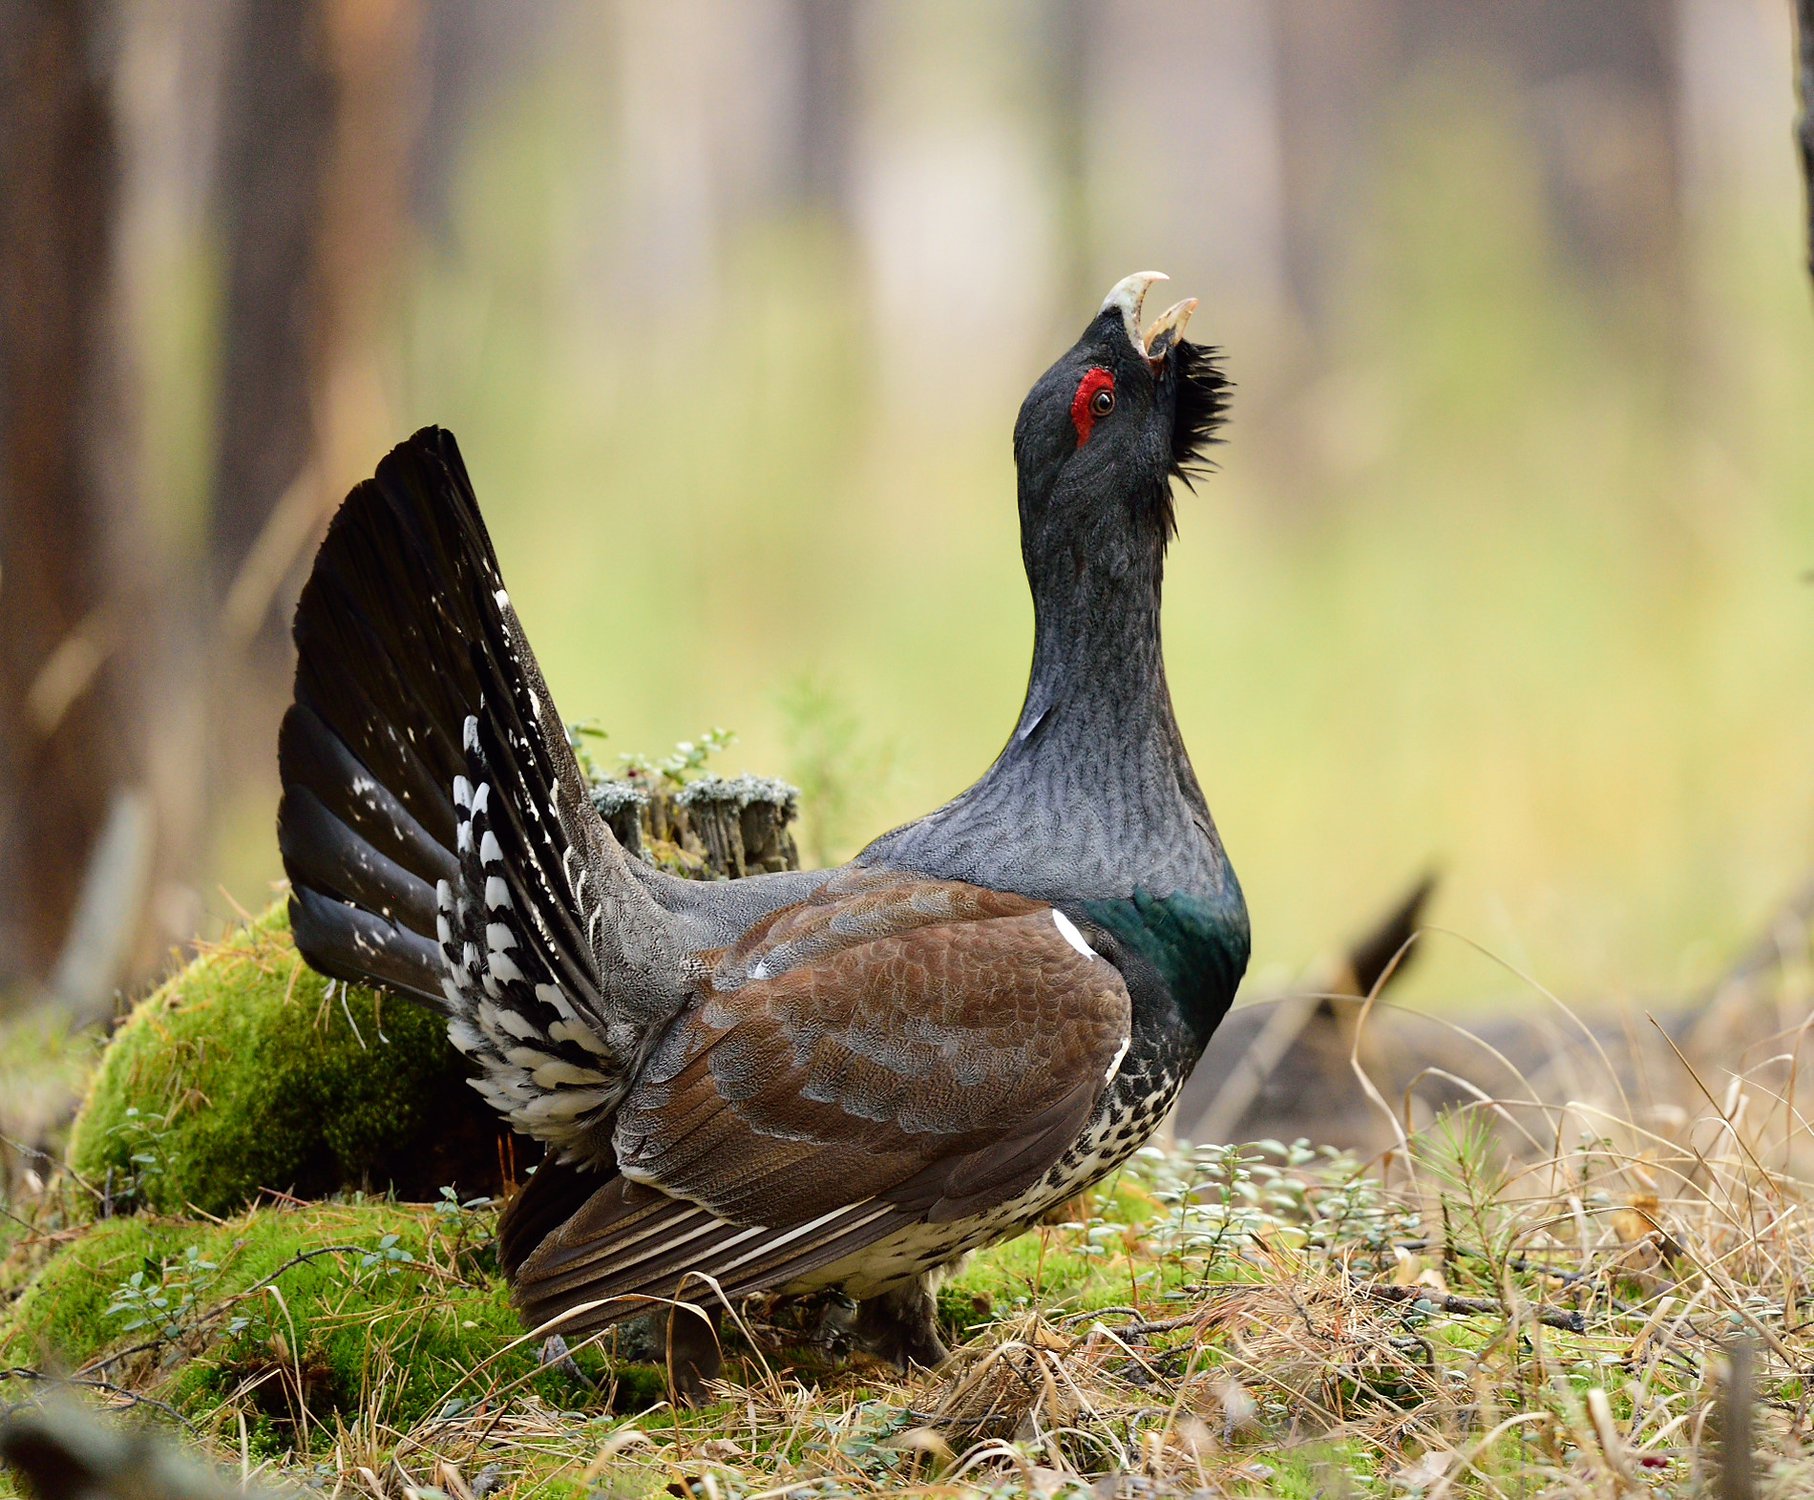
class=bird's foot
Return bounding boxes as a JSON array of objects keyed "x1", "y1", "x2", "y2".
[{"x1": 854, "y1": 1278, "x2": 949, "y2": 1371}]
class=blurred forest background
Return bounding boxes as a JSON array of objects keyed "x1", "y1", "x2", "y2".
[{"x1": 1, "y1": 0, "x2": 1809, "y2": 1021}]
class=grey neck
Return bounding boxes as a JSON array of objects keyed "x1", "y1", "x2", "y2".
[
  {"x1": 860, "y1": 529, "x2": 1224, "y2": 904},
  {"x1": 1008, "y1": 535, "x2": 1181, "y2": 786}
]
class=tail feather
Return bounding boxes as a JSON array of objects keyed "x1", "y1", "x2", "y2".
[
  {"x1": 277, "y1": 702, "x2": 456, "y2": 893},
  {"x1": 279, "y1": 427, "x2": 687, "y2": 1155},
  {"x1": 290, "y1": 883, "x2": 449, "y2": 1003},
  {"x1": 445, "y1": 715, "x2": 624, "y2": 1152},
  {"x1": 279, "y1": 782, "x2": 440, "y2": 936}
]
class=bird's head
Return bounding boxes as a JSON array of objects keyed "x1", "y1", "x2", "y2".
[{"x1": 1013, "y1": 271, "x2": 1229, "y2": 567}]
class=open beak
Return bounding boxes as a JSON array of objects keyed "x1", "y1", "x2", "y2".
[{"x1": 1101, "y1": 271, "x2": 1198, "y2": 369}]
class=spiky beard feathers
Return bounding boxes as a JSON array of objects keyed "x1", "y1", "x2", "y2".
[{"x1": 1153, "y1": 339, "x2": 1231, "y2": 544}]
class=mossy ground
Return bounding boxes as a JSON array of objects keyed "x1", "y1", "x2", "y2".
[
  {"x1": 7, "y1": 913, "x2": 1814, "y2": 1495},
  {"x1": 0, "y1": 1197, "x2": 620, "y2": 1467},
  {"x1": 0, "y1": 1174, "x2": 1189, "y2": 1488},
  {"x1": 0, "y1": 1134, "x2": 1729, "y2": 1498},
  {"x1": 66, "y1": 905, "x2": 502, "y2": 1217}
]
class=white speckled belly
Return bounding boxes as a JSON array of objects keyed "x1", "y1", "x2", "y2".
[{"x1": 784, "y1": 1062, "x2": 1186, "y2": 1300}]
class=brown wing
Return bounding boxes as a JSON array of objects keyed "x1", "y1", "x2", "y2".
[
  {"x1": 616, "y1": 870, "x2": 1132, "y2": 1224},
  {"x1": 506, "y1": 870, "x2": 1131, "y2": 1327}
]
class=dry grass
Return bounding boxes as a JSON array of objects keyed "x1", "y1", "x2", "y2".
[{"x1": 5, "y1": 953, "x2": 1814, "y2": 1497}]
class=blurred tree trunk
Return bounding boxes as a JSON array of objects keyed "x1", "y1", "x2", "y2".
[
  {"x1": 1273, "y1": 0, "x2": 1685, "y2": 335},
  {"x1": 1473, "y1": 0, "x2": 1685, "y2": 305},
  {"x1": 1271, "y1": 0, "x2": 1400, "y2": 338},
  {"x1": 208, "y1": 0, "x2": 337, "y2": 629},
  {"x1": 0, "y1": 0, "x2": 141, "y2": 986},
  {"x1": 1039, "y1": 0, "x2": 1092, "y2": 310},
  {"x1": 414, "y1": 1, "x2": 548, "y2": 242},
  {"x1": 203, "y1": 0, "x2": 418, "y2": 915},
  {"x1": 786, "y1": 0, "x2": 857, "y2": 226},
  {"x1": 1799, "y1": 0, "x2": 1814, "y2": 287},
  {"x1": 208, "y1": 0, "x2": 418, "y2": 654}
]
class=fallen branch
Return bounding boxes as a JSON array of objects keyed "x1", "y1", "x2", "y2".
[
  {"x1": 1358, "y1": 1280, "x2": 1585, "y2": 1334},
  {"x1": 0, "y1": 1370, "x2": 194, "y2": 1431}
]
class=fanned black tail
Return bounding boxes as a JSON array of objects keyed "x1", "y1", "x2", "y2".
[
  {"x1": 278, "y1": 428, "x2": 494, "y2": 1004},
  {"x1": 278, "y1": 428, "x2": 685, "y2": 1156}
]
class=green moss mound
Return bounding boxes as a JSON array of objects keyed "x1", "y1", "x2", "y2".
[
  {"x1": 67, "y1": 905, "x2": 499, "y2": 1218},
  {"x1": 0, "y1": 1199, "x2": 613, "y2": 1453}
]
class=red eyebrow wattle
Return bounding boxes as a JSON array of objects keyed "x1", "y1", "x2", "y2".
[{"x1": 1070, "y1": 368, "x2": 1114, "y2": 446}]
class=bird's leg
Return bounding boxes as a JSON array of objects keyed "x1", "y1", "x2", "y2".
[
  {"x1": 664, "y1": 1302, "x2": 723, "y2": 1404},
  {"x1": 854, "y1": 1276, "x2": 949, "y2": 1370}
]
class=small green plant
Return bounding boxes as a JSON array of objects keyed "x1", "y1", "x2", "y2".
[
  {"x1": 565, "y1": 719, "x2": 611, "y2": 782},
  {"x1": 432, "y1": 1183, "x2": 494, "y2": 1270},
  {"x1": 104, "y1": 1244, "x2": 220, "y2": 1341},
  {"x1": 432, "y1": 1183, "x2": 491, "y2": 1221},
  {"x1": 1307, "y1": 1164, "x2": 1405, "y2": 1259},
  {"x1": 1416, "y1": 1107, "x2": 1513, "y2": 1280},
  {"x1": 618, "y1": 726, "x2": 737, "y2": 787},
  {"x1": 102, "y1": 1105, "x2": 170, "y2": 1210},
  {"x1": 354, "y1": 1231, "x2": 416, "y2": 1281},
  {"x1": 1179, "y1": 1142, "x2": 1269, "y2": 1266}
]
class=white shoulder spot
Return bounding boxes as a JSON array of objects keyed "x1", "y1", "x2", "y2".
[{"x1": 1051, "y1": 909, "x2": 1097, "y2": 959}]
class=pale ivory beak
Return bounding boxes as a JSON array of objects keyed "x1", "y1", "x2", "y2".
[{"x1": 1100, "y1": 271, "x2": 1198, "y2": 366}]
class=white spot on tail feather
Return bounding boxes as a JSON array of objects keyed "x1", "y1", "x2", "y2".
[
  {"x1": 496, "y1": 1008, "x2": 542, "y2": 1042},
  {"x1": 549, "y1": 1018, "x2": 609, "y2": 1056},
  {"x1": 531, "y1": 1057, "x2": 609, "y2": 1089},
  {"x1": 534, "y1": 981, "x2": 581, "y2": 1023}
]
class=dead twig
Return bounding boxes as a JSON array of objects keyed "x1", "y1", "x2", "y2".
[{"x1": 1357, "y1": 1280, "x2": 1586, "y2": 1334}]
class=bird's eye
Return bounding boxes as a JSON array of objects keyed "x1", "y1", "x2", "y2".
[{"x1": 1070, "y1": 367, "x2": 1117, "y2": 445}]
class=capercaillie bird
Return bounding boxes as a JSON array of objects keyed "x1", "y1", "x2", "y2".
[{"x1": 276, "y1": 272, "x2": 1250, "y2": 1392}]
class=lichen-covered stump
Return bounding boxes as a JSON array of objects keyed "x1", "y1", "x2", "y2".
[{"x1": 595, "y1": 771, "x2": 800, "y2": 878}]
